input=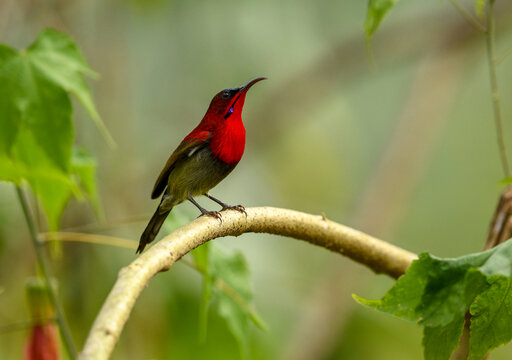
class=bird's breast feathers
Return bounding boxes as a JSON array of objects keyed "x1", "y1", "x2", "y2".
[{"x1": 208, "y1": 119, "x2": 246, "y2": 165}]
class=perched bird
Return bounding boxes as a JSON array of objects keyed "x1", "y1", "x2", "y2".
[{"x1": 137, "y1": 77, "x2": 266, "y2": 253}]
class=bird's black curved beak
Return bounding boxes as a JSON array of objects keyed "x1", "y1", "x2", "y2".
[{"x1": 239, "y1": 77, "x2": 267, "y2": 93}]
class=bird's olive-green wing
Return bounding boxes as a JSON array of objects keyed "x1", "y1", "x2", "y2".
[{"x1": 151, "y1": 137, "x2": 210, "y2": 199}]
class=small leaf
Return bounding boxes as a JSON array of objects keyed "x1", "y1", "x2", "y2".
[
  {"x1": 364, "y1": 0, "x2": 400, "y2": 39},
  {"x1": 499, "y1": 176, "x2": 512, "y2": 185}
]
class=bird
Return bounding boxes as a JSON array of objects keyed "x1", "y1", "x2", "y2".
[{"x1": 137, "y1": 77, "x2": 266, "y2": 253}]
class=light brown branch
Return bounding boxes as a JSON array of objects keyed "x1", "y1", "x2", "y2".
[{"x1": 79, "y1": 207, "x2": 416, "y2": 359}]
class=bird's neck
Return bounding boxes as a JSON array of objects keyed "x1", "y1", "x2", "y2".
[{"x1": 208, "y1": 116, "x2": 246, "y2": 165}]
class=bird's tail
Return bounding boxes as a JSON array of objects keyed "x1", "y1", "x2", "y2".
[{"x1": 137, "y1": 206, "x2": 172, "y2": 254}]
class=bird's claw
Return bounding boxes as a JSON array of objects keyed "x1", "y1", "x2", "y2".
[
  {"x1": 199, "y1": 210, "x2": 223, "y2": 223},
  {"x1": 222, "y1": 204, "x2": 247, "y2": 217}
]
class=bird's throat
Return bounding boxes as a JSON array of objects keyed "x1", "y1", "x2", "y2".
[{"x1": 208, "y1": 117, "x2": 246, "y2": 165}]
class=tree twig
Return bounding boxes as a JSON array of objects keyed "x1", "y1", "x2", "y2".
[
  {"x1": 16, "y1": 186, "x2": 78, "y2": 359},
  {"x1": 79, "y1": 206, "x2": 417, "y2": 360}
]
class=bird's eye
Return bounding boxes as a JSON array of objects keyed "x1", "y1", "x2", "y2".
[{"x1": 221, "y1": 91, "x2": 230, "y2": 99}]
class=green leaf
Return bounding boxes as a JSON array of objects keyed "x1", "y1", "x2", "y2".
[
  {"x1": 469, "y1": 276, "x2": 512, "y2": 360},
  {"x1": 423, "y1": 315, "x2": 465, "y2": 360},
  {"x1": 72, "y1": 147, "x2": 104, "y2": 221},
  {"x1": 355, "y1": 240, "x2": 512, "y2": 360},
  {"x1": 191, "y1": 243, "x2": 265, "y2": 359},
  {"x1": 499, "y1": 176, "x2": 512, "y2": 185},
  {"x1": 474, "y1": 0, "x2": 485, "y2": 20},
  {"x1": 192, "y1": 242, "x2": 214, "y2": 342},
  {"x1": 211, "y1": 247, "x2": 252, "y2": 359},
  {"x1": 0, "y1": 45, "x2": 22, "y2": 154},
  {"x1": 0, "y1": 29, "x2": 104, "y2": 233},
  {"x1": 27, "y1": 29, "x2": 115, "y2": 147},
  {"x1": 364, "y1": 0, "x2": 400, "y2": 39}
]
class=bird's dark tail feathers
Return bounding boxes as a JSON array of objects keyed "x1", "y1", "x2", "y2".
[{"x1": 137, "y1": 206, "x2": 172, "y2": 254}]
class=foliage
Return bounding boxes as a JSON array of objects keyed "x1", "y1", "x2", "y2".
[
  {"x1": 192, "y1": 243, "x2": 265, "y2": 359},
  {"x1": 355, "y1": 239, "x2": 512, "y2": 360},
  {"x1": 0, "y1": 29, "x2": 108, "y2": 230}
]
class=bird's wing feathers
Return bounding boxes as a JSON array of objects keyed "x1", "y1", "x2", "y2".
[{"x1": 151, "y1": 130, "x2": 212, "y2": 199}]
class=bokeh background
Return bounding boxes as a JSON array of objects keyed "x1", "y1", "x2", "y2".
[{"x1": 1, "y1": 0, "x2": 512, "y2": 359}]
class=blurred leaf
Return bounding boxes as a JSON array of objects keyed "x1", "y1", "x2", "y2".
[
  {"x1": 0, "y1": 45, "x2": 21, "y2": 155},
  {"x1": 191, "y1": 243, "x2": 265, "y2": 359},
  {"x1": 72, "y1": 147, "x2": 104, "y2": 221},
  {"x1": 25, "y1": 277, "x2": 57, "y2": 321},
  {"x1": 354, "y1": 239, "x2": 512, "y2": 359},
  {"x1": 364, "y1": 0, "x2": 400, "y2": 39},
  {"x1": 499, "y1": 176, "x2": 512, "y2": 185},
  {"x1": 211, "y1": 247, "x2": 252, "y2": 359},
  {"x1": 27, "y1": 29, "x2": 114, "y2": 147},
  {"x1": 0, "y1": 29, "x2": 104, "y2": 233},
  {"x1": 192, "y1": 243, "x2": 213, "y2": 341},
  {"x1": 474, "y1": 0, "x2": 485, "y2": 20}
]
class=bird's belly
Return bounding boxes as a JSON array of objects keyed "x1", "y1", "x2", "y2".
[{"x1": 167, "y1": 147, "x2": 236, "y2": 203}]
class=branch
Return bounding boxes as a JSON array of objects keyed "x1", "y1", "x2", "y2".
[{"x1": 79, "y1": 207, "x2": 417, "y2": 359}]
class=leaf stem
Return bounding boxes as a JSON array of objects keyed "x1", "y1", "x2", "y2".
[
  {"x1": 16, "y1": 186, "x2": 78, "y2": 359},
  {"x1": 485, "y1": 0, "x2": 511, "y2": 177},
  {"x1": 449, "y1": 0, "x2": 486, "y2": 33},
  {"x1": 494, "y1": 43, "x2": 512, "y2": 66}
]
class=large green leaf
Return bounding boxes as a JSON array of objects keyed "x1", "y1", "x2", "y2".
[
  {"x1": 355, "y1": 240, "x2": 512, "y2": 360},
  {"x1": 0, "y1": 29, "x2": 105, "y2": 231},
  {"x1": 27, "y1": 29, "x2": 114, "y2": 147}
]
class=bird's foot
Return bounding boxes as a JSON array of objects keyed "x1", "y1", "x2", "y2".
[
  {"x1": 199, "y1": 210, "x2": 223, "y2": 222},
  {"x1": 221, "y1": 204, "x2": 247, "y2": 217}
]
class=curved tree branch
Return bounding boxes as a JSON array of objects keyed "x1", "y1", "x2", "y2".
[{"x1": 79, "y1": 207, "x2": 417, "y2": 360}]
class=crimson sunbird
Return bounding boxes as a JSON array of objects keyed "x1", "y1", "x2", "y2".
[{"x1": 137, "y1": 77, "x2": 266, "y2": 253}]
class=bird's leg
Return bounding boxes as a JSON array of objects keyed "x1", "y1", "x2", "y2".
[
  {"x1": 188, "y1": 196, "x2": 222, "y2": 222},
  {"x1": 205, "y1": 193, "x2": 247, "y2": 216}
]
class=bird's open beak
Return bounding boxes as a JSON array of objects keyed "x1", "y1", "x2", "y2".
[{"x1": 239, "y1": 77, "x2": 267, "y2": 92}]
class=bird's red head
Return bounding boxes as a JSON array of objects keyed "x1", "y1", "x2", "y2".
[
  {"x1": 206, "y1": 77, "x2": 267, "y2": 120},
  {"x1": 185, "y1": 77, "x2": 266, "y2": 164}
]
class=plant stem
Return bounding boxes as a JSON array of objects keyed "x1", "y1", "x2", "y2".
[
  {"x1": 449, "y1": 0, "x2": 486, "y2": 33},
  {"x1": 16, "y1": 186, "x2": 78, "y2": 359},
  {"x1": 486, "y1": 0, "x2": 511, "y2": 177},
  {"x1": 495, "y1": 43, "x2": 512, "y2": 66}
]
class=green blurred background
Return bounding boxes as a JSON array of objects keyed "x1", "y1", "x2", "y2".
[{"x1": 1, "y1": 0, "x2": 512, "y2": 358}]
